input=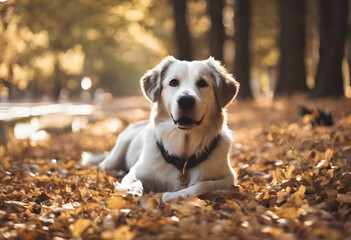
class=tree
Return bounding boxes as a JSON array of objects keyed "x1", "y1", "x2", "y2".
[
  {"x1": 233, "y1": 0, "x2": 252, "y2": 98},
  {"x1": 208, "y1": 0, "x2": 225, "y2": 61},
  {"x1": 172, "y1": 0, "x2": 192, "y2": 61},
  {"x1": 312, "y1": 0, "x2": 348, "y2": 97},
  {"x1": 275, "y1": 0, "x2": 307, "y2": 95}
]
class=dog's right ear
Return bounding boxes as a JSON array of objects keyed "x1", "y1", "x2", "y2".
[
  {"x1": 140, "y1": 56, "x2": 176, "y2": 102},
  {"x1": 206, "y1": 57, "x2": 240, "y2": 108}
]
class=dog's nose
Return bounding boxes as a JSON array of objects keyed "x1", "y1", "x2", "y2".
[{"x1": 177, "y1": 95, "x2": 195, "y2": 111}]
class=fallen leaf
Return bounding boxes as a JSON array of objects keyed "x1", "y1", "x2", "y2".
[
  {"x1": 73, "y1": 219, "x2": 91, "y2": 237},
  {"x1": 106, "y1": 196, "x2": 127, "y2": 210},
  {"x1": 337, "y1": 193, "x2": 351, "y2": 204}
]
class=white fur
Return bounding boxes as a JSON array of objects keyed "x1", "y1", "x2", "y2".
[{"x1": 82, "y1": 56, "x2": 240, "y2": 203}]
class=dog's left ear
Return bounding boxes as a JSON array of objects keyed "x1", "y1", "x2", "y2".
[
  {"x1": 140, "y1": 56, "x2": 176, "y2": 102},
  {"x1": 207, "y1": 57, "x2": 240, "y2": 108}
]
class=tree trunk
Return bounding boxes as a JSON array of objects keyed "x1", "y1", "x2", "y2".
[
  {"x1": 172, "y1": 0, "x2": 192, "y2": 61},
  {"x1": 208, "y1": 0, "x2": 225, "y2": 61},
  {"x1": 347, "y1": 25, "x2": 351, "y2": 87},
  {"x1": 275, "y1": 0, "x2": 307, "y2": 95},
  {"x1": 233, "y1": 0, "x2": 252, "y2": 98},
  {"x1": 312, "y1": 0, "x2": 348, "y2": 97}
]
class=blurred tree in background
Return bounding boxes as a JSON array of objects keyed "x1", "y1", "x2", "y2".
[
  {"x1": 233, "y1": 0, "x2": 251, "y2": 98},
  {"x1": 275, "y1": 0, "x2": 307, "y2": 95},
  {"x1": 172, "y1": 0, "x2": 192, "y2": 60},
  {"x1": 312, "y1": 0, "x2": 349, "y2": 97},
  {"x1": 0, "y1": 0, "x2": 350, "y2": 101},
  {"x1": 208, "y1": 0, "x2": 225, "y2": 61}
]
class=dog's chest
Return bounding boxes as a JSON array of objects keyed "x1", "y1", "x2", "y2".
[
  {"x1": 137, "y1": 158, "x2": 185, "y2": 192},
  {"x1": 136, "y1": 154, "x2": 221, "y2": 192}
]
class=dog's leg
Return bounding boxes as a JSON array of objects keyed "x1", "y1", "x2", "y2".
[
  {"x1": 114, "y1": 167, "x2": 144, "y2": 196},
  {"x1": 100, "y1": 122, "x2": 147, "y2": 171},
  {"x1": 99, "y1": 135, "x2": 129, "y2": 171},
  {"x1": 161, "y1": 175, "x2": 235, "y2": 203}
]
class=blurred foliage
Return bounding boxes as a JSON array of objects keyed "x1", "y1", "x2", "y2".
[
  {"x1": 0, "y1": 0, "x2": 172, "y2": 99},
  {"x1": 1, "y1": 0, "x2": 344, "y2": 100},
  {"x1": 251, "y1": 0, "x2": 279, "y2": 70}
]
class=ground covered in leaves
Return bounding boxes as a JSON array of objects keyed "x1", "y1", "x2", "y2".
[{"x1": 1, "y1": 95, "x2": 351, "y2": 239}]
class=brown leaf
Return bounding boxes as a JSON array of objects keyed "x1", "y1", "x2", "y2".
[
  {"x1": 337, "y1": 193, "x2": 351, "y2": 204},
  {"x1": 275, "y1": 168, "x2": 286, "y2": 182},
  {"x1": 106, "y1": 196, "x2": 127, "y2": 210},
  {"x1": 73, "y1": 219, "x2": 91, "y2": 237},
  {"x1": 102, "y1": 225, "x2": 135, "y2": 240},
  {"x1": 289, "y1": 185, "x2": 306, "y2": 207},
  {"x1": 286, "y1": 164, "x2": 296, "y2": 178},
  {"x1": 325, "y1": 149, "x2": 334, "y2": 161},
  {"x1": 261, "y1": 226, "x2": 285, "y2": 238}
]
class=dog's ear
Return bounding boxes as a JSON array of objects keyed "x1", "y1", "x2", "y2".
[
  {"x1": 140, "y1": 56, "x2": 176, "y2": 102},
  {"x1": 207, "y1": 57, "x2": 240, "y2": 108}
]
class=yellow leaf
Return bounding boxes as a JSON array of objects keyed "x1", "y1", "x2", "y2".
[
  {"x1": 312, "y1": 107, "x2": 319, "y2": 119},
  {"x1": 289, "y1": 185, "x2": 306, "y2": 207},
  {"x1": 276, "y1": 191, "x2": 287, "y2": 204},
  {"x1": 273, "y1": 206, "x2": 304, "y2": 219},
  {"x1": 269, "y1": 132, "x2": 278, "y2": 141},
  {"x1": 275, "y1": 168, "x2": 286, "y2": 181},
  {"x1": 107, "y1": 175, "x2": 115, "y2": 186},
  {"x1": 263, "y1": 190, "x2": 271, "y2": 200},
  {"x1": 337, "y1": 193, "x2": 351, "y2": 204},
  {"x1": 302, "y1": 114, "x2": 313, "y2": 125},
  {"x1": 101, "y1": 225, "x2": 135, "y2": 240},
  {"x1": 106, "y1": 196, "x2": 127, "y2": 210},
  {"x1": 286, "y1": 164, "x2": 296, "y2": 178},
  {"x1": 114, "y1": 225, "x2": 135, "y2": 240},
  {"x1": 73, "y1": 219, "x2": 91, "y2": 237},
  {"x1": 80, "y1": 186, "x2": 92, "y2": 200},
  {"x1": 316, "y1": 159, "x2": 329, "y2": 169},
  {"x1": 137, "y1": 218, "x2": 161, "y2": 233},
  {"x1": 225, "y1": 200, "x2": 242, "y2": 210},
  {"x1": 262, "y1": 226, "x2": 285, "y2": 238},
  {"x1": 325, "y1": 149, "x2": 333, "y2": 161}
]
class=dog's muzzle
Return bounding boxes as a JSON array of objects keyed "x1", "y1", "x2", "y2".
[
  {"x1": 172, "y1": 94, "x2": 204, "y2": 130},
  {"x1": 171, "y1": 114, "x2": 204, "y2": 130}
]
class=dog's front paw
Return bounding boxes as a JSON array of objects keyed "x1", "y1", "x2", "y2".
[
  {"x1": 114, "y1": 181, "x2": 143, "y2": 196},
  {"x1": 161, "y1": 192, "x2": 177, "y2": 203},
  {"x1": 98, "y1": 159, "x2": 109, "y2": 171}
]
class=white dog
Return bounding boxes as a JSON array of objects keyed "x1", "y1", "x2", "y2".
[{"x1": 82, "y1": 56, "x2": 240, "y2": 203}]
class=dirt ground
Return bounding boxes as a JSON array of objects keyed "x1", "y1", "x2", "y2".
[{"x1": 1, "y1": 95, "x2": 351, "y2": 239}]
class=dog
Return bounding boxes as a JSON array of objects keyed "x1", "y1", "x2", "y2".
[{"x1": 82, "y1": 56, "x2": 240, "y2": 203}]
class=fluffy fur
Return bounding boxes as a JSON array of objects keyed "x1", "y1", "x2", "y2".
[{"x1": 82, "y1": 56, "x2": 240, "y2": 203}]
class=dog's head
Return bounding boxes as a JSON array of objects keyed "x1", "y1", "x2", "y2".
[{"x1": 141, "y1": 56, "x2": 239, "y2": 130}]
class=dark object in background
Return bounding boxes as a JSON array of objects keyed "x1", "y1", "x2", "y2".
[
  {"x1": 0, "y1": 121, "x2": 7, "y2": 145},
  {"x1": 233, "y1": 0, "x2": 252, "y2": 99},
  {"x1": 300, "y1": 106, "x2": 334, "y2": 126},
  {"x1": 312, "y1": 0, "x2": 348, "y2": 97},
  {"x1": 172, "y1": 0, "x2": 192, "y2": 61}
]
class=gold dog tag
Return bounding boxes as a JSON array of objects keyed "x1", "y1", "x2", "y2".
[
  {"x1": 178, "y1": 159, "x2": 189, "y2": 186},
  {"x1": 179, "y1": 172, "x2": 188, "y2": 186}
]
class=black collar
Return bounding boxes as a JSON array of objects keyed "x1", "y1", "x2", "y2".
[{"x1": 156, "y1": 135, "x2": 221, "y2": 171}]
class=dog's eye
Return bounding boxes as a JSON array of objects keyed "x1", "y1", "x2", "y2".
[
  {"x1": 197, "y1": 79, "x2": 208, "y2": 88},
  {"x1": 170, "y1": 79, "x2": 179, "y2": 87}
]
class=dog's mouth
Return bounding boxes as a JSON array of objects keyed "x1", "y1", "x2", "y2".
[{"x1": 171, "y1": 114, "x2": 204, "y2": 130}]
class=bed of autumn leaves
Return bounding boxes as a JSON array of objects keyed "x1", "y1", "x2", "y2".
[{"x1": 0, "y1": 95, "x2": 351, "y2": 240}]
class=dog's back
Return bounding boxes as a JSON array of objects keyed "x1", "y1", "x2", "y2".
[{"x1": 82, "y1": 121, "x2": 148, "y2": 172}]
